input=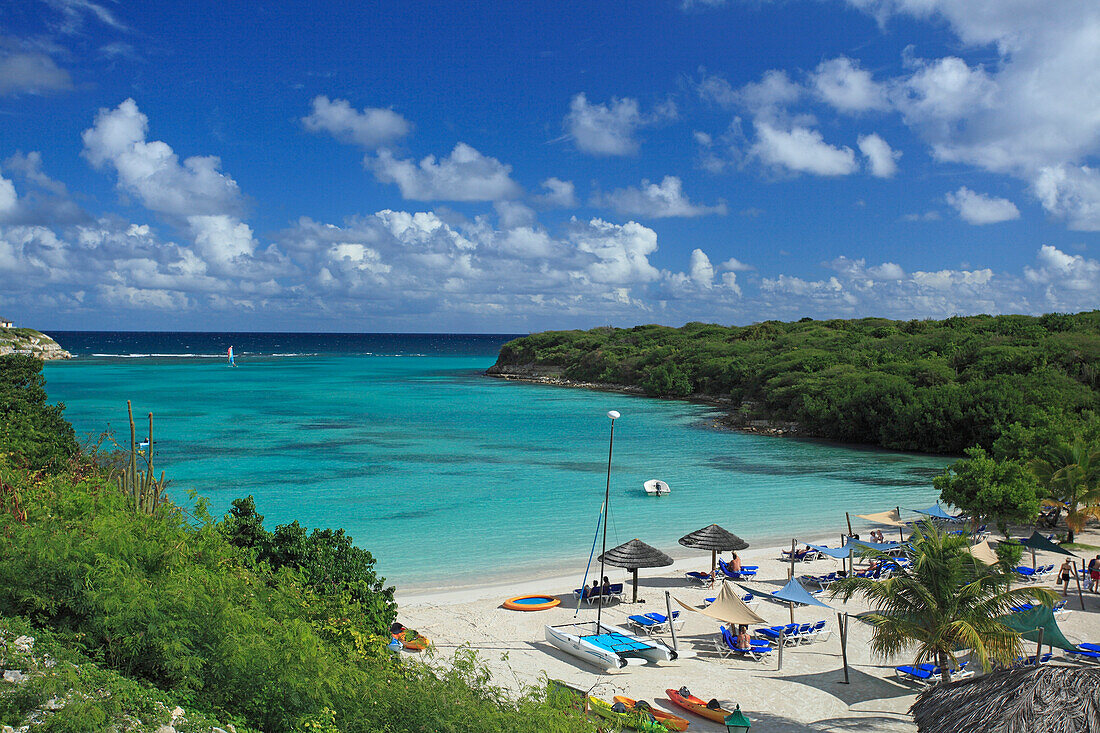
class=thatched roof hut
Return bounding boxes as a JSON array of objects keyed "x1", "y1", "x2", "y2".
[
  {"x1": 911, "y1": 665, "x2": 1100, "y2": 733},
  {"x1": 598, "y1": 538, "x2": 673, "y2": 602}
]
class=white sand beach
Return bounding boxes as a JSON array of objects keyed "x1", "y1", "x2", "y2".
[{"x1": 397, "y1": 527, "x2": 1100, "y2": 732}]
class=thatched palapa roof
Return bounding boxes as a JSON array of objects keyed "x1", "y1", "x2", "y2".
[
  {"x1": 678, "y1": 524, "x2": 749, "y2": 552},
  {"x1": 911, "y1": 665, "x2": 1100, "y2": 733},
  {"x1": 598, "y1": 539, "x2": 673, "y2": 569}
]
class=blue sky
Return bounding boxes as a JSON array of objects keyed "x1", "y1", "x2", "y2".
[{"x1": 2, "y1": 0, "x2": 1099, "y2": 332}]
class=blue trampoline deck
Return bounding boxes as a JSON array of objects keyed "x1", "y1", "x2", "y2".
[{"x1": 584, "y1": 632, "x2": 654, "y2": 653}]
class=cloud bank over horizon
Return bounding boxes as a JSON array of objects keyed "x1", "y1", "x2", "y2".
[{"x1": 1, "y1": 1, "x2": 1099, "y2": 331}]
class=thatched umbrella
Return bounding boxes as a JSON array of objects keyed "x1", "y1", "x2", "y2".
[
  {"x1": 911, "y1": 665, "x2": 1100, "y2": 733},
  {"x1": 678, "y1": 524, "x2": 749, "y2": 582},
  {"x1": 598, "y1": 538, "x2": 673, "y2": 602}
]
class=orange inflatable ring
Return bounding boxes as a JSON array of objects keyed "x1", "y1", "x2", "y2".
[{"x1": 503, "y1": 594, "x2": 561, "y2": 611}]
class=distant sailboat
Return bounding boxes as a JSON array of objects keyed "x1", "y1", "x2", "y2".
[{"x1": 227, "y1": 346, "x2": 236, "y2": 367}]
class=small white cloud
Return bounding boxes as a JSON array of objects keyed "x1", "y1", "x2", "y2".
[
  {"x1": 1033, "y1": 165, "x2": 1100, "y2": 231},
  {"x1": 946, "y1": 187, "x2": 1020, "y2": 225},
  {"x1": 693, "y1": 131, "x2": 713, "y2": 146},
  {"x1": 564, "y1": 93, "x2": 673, "y2": 156},
  {"x1": 733, "y1": 70, "x2": 801, "y2": 119},
  {"x1": 370, "y1": 143, "x2": 522, "y2": 202},
  {"x1": 494, "y1": 200, "x2": 537, "y2": 229},
  {"x1": 811, "y1": 57, "x2": 890, "y2": 113},
  {"x1": 688, "y1": 248, "x2": 715, "y2": 286},
  {"x1": 858, "y1": 133, "x2": 901, "y2": 178},
  {"x1": 301, "y1": 96, "x2": 410, "y2": 149},
  {"x1": 1024, "y1": 245, "x2": 1100, "y2": 293},
  {"x1": 595, "y1": 176, "x2": 727, "y2": 218},
  {"x1": 0, "y1": 52, "x2": 73, "y2": 96},
  {"x1": 720, "y1": 257, "x2": 753, "y2": 271},
  {"x1": 535, "y1": 177, "x2": 578, "y2": 208},
  {"x1": 751, "y1": 122, "x2": 858, "y2": 176}
]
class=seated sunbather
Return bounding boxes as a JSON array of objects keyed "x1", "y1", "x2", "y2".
[
  {"x1": 730, "y1": 553, "x2": 742, "y2": 572},
  {"x1": 737, "y1": 624, "x2": 751, "y2": 649}
]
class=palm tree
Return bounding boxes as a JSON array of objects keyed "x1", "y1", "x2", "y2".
[
  {"x1": 831, "y1": 522, "x2": 1056, "y2": 684},
  {"x1": 1030, "y1": 438, "x2": 1100, "y2": 542}
]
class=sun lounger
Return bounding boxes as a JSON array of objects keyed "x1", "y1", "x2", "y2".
[
  {"x1": 645, "y1": 612, "x2": 684, "y2": 632},
  {"x1": 1034, "y1": 564, "x2": 1055, "y2": 579},
  {"x1": 755, "y1": 624, "x2": 802, "y2": 646},
  {"x1": 1052, "y1": 599, "x2": 1069, "y2": 616},
  {"x1": 686, "y1": 571, "x2": 713, "y2": 586},
  {"x1": 715, "y1": 627, "x2": 772, "y2": 661},
  {"x1": 627, "y1": 614, "x2": 662, "y2": 634},
  {"x1": 572, "y1": 584, "x2": 625, "y2": 605},
  {"x1": 1014, "y1": 566, "x2": 1037, "y2": 582},
  {"x1": 1015, "y1": 652, "x2": 1052, "y2": 666},
  {"x1": 895, "y1": 661, "x2": 970, "y2": 684},
  {"x1": 1067, "y1": 648, "x2": 1100, "y2": 663},
  {"x1": 718, "y1": 559, "x2": 758, "y2": 580}
]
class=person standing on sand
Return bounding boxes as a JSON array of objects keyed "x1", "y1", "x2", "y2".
[
  {"x1": 1088, "y1": 555, "x2": 1100, "y2": 593},
  {"x1": 1059, "y1": 558, "x2": 1076, "y2": 596}
]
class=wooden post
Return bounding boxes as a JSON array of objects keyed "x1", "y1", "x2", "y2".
[
  {"x1": 1035, "y1": 627, "x2": 1044, "y2": 665},
  {"x1": 1075, "y1": 567, "x2": 1085, "y2": 611},
  {"x1": 711, "y1": 549, "x2": 717, "y2": 585},
  {"x1": 1031, "y1": 547, "x2": 1036, "y2": 570},
  {"x1": 777, "y1": 630, "x2": 784, "y2": 671},
  {"x1": 788, "y1": 600, "x2": 795, "y2": 625},
  {"x1": 845, "y1": 512, "x2": 853, "y2": 536},
  {"x1": 838, "y1": 612, "x2": 849, "y2": 684},
  {"x1": 897, "y1": 506, "x2": 904, "y2": 542},
  {"x1": 790, "y1": 539, "x2": 796, "y2": 580},
  {"x1": 632, "y1": 568, "x2": 639, "y2": 603}
]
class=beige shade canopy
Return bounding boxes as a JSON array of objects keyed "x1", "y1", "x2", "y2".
[
  {"x1": 673, "y1": 580, "x2": 766, "y2": 626},
  {"x1": 967, "y1": 540, "x2": 999, "y2": 566},
  {"x1": 857, "y1": 509, "x2": 907, "y2": 528}
]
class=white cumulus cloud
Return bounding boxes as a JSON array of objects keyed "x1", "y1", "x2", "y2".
[
  {"x1": 564, "y1": 93, "x2": 674, "y2": 156},
  {"x1": 751, "y1": 122, "x2": 858, "y2": 176},
  {"x1": 811, "y1": 57, "x2": 889, "y2": 113},
  {"x1": 858, "y1": 133, "x2": 901, "y2": 177},
  {"x1": 945, "y1": 187, "x2": 1020, "y2": 225},
  {"x1": 370, "y1": 143, "x2": 522, "y2": 202},
  {"x1": 595, "y1": 176, "x2": 727, "y2": 218},
  {"x1": 301, "y1": 96, "x2": 410, "y2": 148}
]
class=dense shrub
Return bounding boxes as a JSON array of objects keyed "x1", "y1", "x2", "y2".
[{"x1": 0, "y1": 355, "x2": 77, "y2": 469}]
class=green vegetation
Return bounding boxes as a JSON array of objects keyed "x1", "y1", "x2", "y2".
[
  {"x1": 934, "y1": 448, "x2": 1045, "y2": 537},
  {"x1": 832, "y1": 522, "x2": 1057, "y2": 684},
  {"x1": 0, "y1": 358, "x2": 593, "y2": 732},
  {"x1": 495, "y1": 313, "x2": 1100, "y2": 533},
  {"x1": 493, "y1": 312, "x2": 1100, "y2": 454},
  {"x1": 0, "y1": 355, "x2": 78, "y2": 470}
]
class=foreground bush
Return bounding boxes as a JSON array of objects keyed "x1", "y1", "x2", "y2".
[{"x1": 0, "y1": 462, "x2": 594, "y2": 733}]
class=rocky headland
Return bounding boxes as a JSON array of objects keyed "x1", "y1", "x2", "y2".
[{"x1": 0, "y1": 329, "x2": 71, "y2": 360}]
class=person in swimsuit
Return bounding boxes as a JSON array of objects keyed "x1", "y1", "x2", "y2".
[
  {"x1": 730, "y1": 553, "x2": 742, "y2": 573},
  {"x1": 1059, "y1": 558, "x2": 1076, "y2": 596},
  {"x1": 1088, "y1": 556, "x2": 1100, "y2": 593}
]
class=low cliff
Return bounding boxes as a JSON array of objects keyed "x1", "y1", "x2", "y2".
[{"x1": 0, "y1": 328, "x2": 72, "y2": 360}]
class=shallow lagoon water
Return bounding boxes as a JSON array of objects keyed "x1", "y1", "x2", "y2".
[{"x1": 43, "y1": 333, "x2": 950, "y2": 588}]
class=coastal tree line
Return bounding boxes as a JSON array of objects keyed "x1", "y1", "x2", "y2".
[{"x1": 493, "y1": 312, "x2": 1100, "y2": 536}]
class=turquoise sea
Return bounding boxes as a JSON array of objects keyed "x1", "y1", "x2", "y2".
[{"x1": 42, "y1": 332, "x2": 950, "y2": 589}]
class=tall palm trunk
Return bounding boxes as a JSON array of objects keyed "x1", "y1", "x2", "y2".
[{"x1": 938, "y1": 650, "x2": 951, "y2": 684}]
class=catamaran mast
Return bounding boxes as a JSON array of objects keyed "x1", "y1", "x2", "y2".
[{"x1": 596, "y1": 410, "x2": 619, "y2": 630}]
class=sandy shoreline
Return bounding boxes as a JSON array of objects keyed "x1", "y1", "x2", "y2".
[{"x1": 396, "y1": 524, "x2": 1100, "y2": 733}]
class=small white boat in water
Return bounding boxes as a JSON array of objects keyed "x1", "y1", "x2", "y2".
[
  {"x1": 644, "y1": 479, "x2": 671, "y2": 496},
  {"x1": 545, "y1": 620, "x2": 677, "y2": 671}
]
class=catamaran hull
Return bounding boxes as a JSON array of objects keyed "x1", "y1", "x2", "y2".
[{"x1": 545, "y1": 622, "x2": 677, "y2": 672}]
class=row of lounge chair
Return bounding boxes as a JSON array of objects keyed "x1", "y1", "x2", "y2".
[
  {"x1": 571, "y1": 583, "x2": 626, "y2": 605},
  {"x1": 704, "y1": 593, "x2": 758, "y2": 609},
  {"x1": 755, "y1": 620, "x2": 831, "y2": 646},
  {"x1": 715, "y1": 626, "x2": 773, "y2": 661},
  {"x1": 627, "y1": 611, "x2": 683, "y2": 634},
  {"x1": 1009, "y1": 600, "x2": 1068, "y2": 616},
  {"x1": 1014, "y1": 564, "x2": 1055, "y2": 582},
  {"x1": 780, "y1": 546, "x2": 828, "y2": 562},
  {"x1": 684, "y1": 560, "x2": 759, "y2": 586},
  {"x1": 895, "y1": 661, "x2": 971, "y2": 684}
]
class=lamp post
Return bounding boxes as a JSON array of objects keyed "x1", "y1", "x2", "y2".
[
  {"x1": 724, "y1": 705, "x2": 751, "y2": 732},
  {"x1": 595, "y1": 410, "x2": 619, "y2": 631}
]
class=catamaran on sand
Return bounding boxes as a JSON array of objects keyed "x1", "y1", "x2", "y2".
[{"x1": 545, "y1": 411, "x2": 678, "y2": 672}]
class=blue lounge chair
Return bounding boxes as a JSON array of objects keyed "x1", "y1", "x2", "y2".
[
  {"x1": 644, "y1": 611, "x2": 683, "y2": 632},
  {"x1": 1067, "y1": 648, "x2": 1100, "y2": 663},
  {"x1": 718, "y1": 559, "x2": 758, "y2": 580},
  {"x1": 1015, "y1": 653, "x2": 1052, "y2": 666},
  {"x1": 895, "y1": 665, "x2": 935, "y2": 683},
  {"x1": 1014, "y1": 566, "x2": 1037, "y2": 582},
  {"x1": 627, "y1": 614, "x2": 662, "y2": 634},
  {"x1": 686, "y1": 571, "x2": 712, "y2": 586},
  {"x1": 1079, "y1": 643, "x2": 1100, "y2": 653},
  {"x1": 1052, "y1": 599, "x2": 1069, "y2": 616},
  {"x1": 716, "y1": 627, "x2": 771, "y2": 661}
]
